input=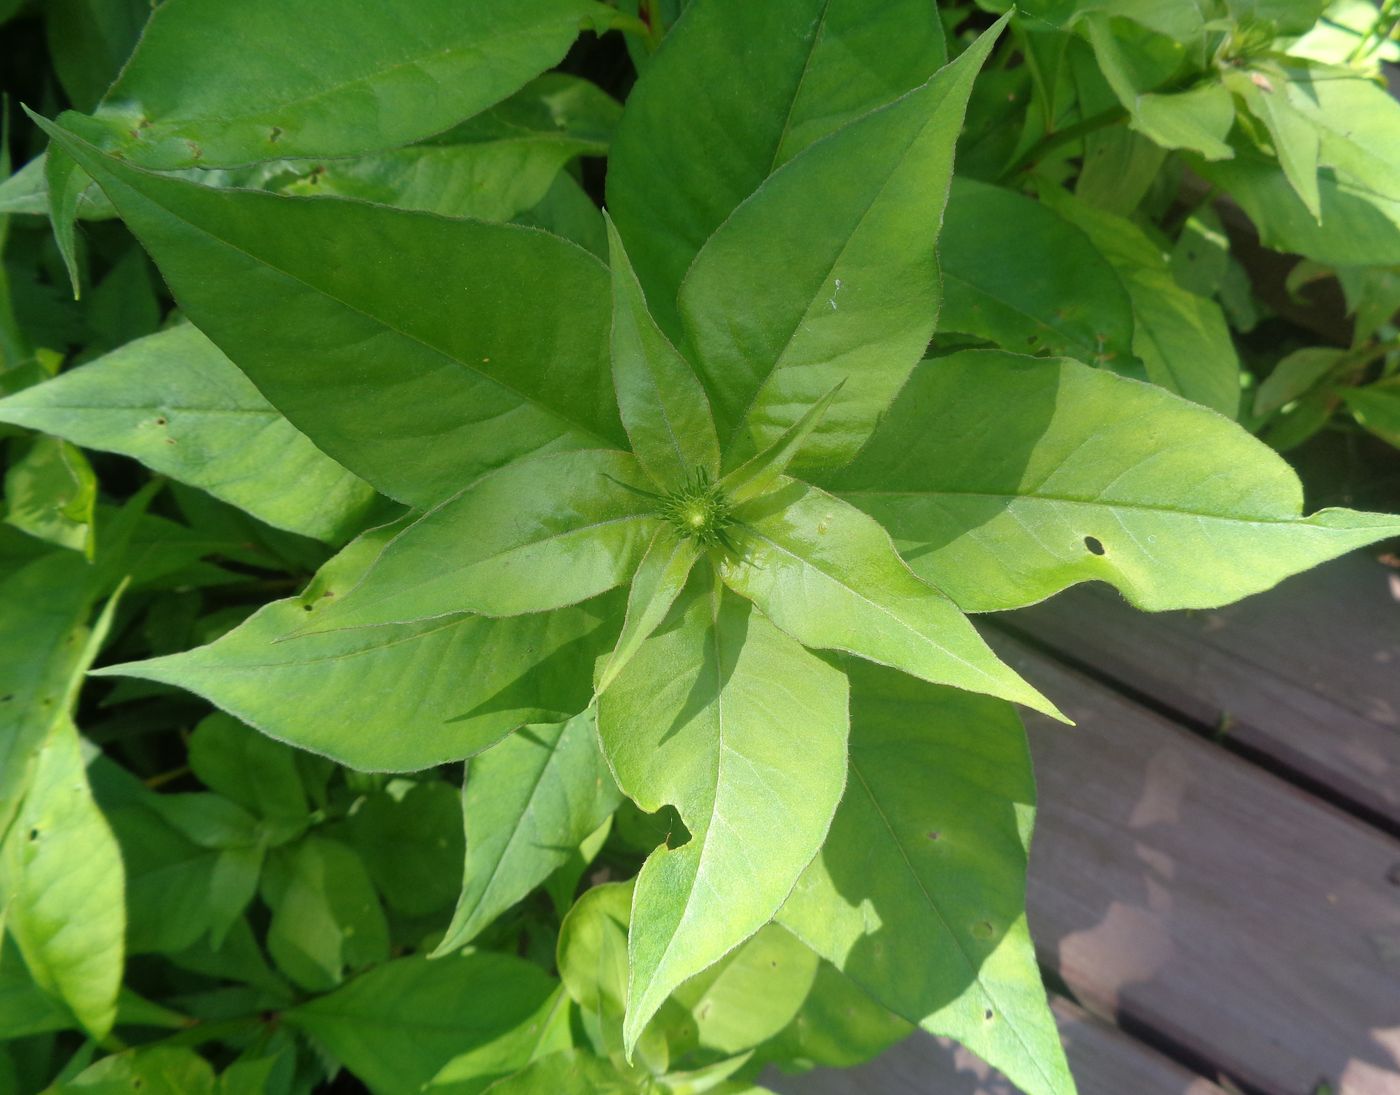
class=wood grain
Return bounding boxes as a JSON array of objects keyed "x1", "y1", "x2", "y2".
[
  {"x1": 765, "y1": 998, "x2": 1225, "y2": 1095},
  {"x1": 1002, "y1": 552, "x2": 1400, "y2": 827},
  {"x1": 1003, "y1": 635, "x2": 1400, "y2": 1095}
]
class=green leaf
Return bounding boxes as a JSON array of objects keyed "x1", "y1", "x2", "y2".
[
  {"x1": 439, "y1": 709, "x2": 621, "y2": 952},
  {"x1": 1195, "y1": 144, "x2": 1400, "y2": 268},
  {"x1": 481, "y1": 1050, "x2": 632, "y2": 1095},
  {"x1": 1, "y1": 719, "x2": 124, "y2": 1039},
  {"x1": 596, "y1": 572, "x2": 849, "y2": 1054},
  {"x1": 286, "y1": 952, "x2": 563, "y2": 1095},
  {"x1": 778, "y1": 664, "x2": 1073, "y2": 1095},
  {"x1": 678, "y1": 20, "x2": 1006, "y2": 470},
  {"x1": 262, "y1": 836, "x2": 389, "y2": 992},
  {"x1": 52, "y1": 1047, "x2": 217, "y2": 1095},
  {"x1": 3, "y1": 434, "x2": 97, "y2": 557},
  {"x1": 938, "y1": 178, "x2": 1133, "y2": 365},
  {"x1": 0, "y1": 324, "x2": 379, "y2": 544},
  {"x1": 663, "y1": 924, "x2": 819, "y2": 1057},
  {"x1": 298, "y1": 450, "x2": 657, "y2": 631},
  {"x1": 86, "y1": 0, "x2": 606, "y2": 169},
  {"x1": 725, "y1": 480, "x2": 1061, "y2": 718},
  {"x1": 1129, "y1": 83, "x2": 1236, "y2": 161},
  {"x1": 96, "y1": 520, "x2": 624, "y2": 771},
  {"x1": 32, "y1": 113, "x2": 624, "y2": 509},
  {"x1": 606, "y1": 214, "x2": 720, "y2": 492},
  {"x1": 44, "y1": 143, "x2": 86, "y2": 299},
  {"x1": 607, "y1": 0, "x2": 947, "y2": 337},
  {"x1": 1230, "y1": 70, "x2": 1322, "y2": 220},
  {"x1": 1343, "y1": 380, "x2": 1400, "y2": 447},
  {"x1": 43, "y1": 0, "x2": 150, "y2": 113},
  {"x1": 0, "y1": 936, "x2": 77, "y2": 1038},
  {"x1": 758, "y1": 962, "x2": 912, "y2": 1071},
  {"x1": 277, "y1": 73, "x2": 620, "y2": 222},
  {"x1": 0, "y1": 550, "x2": 98, "y2": 838},
  {"x1": 1252, "y1": 347, "x2": 1345, "y2": 418},
  {"x1": 1045, "y1": 188, "x2": 1241, "y2": 417},
  {"x1": 344, "y1": 782, "x2": 464, "y2": 919},
  {"x1": 828, "y1": 349, "x2": 1400, "y2": 612},
  {"x1": 596, "y1": 530, "x2": 700, "y2": 695},
  {"x1": 187, "y1": 713, "x2": 311, "y2": 828}
]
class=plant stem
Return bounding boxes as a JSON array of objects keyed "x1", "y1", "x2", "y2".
[{"x1": 999, "y1": 105, "x2": 1128, "y2": 182}]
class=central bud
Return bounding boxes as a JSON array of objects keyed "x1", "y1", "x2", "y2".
[{"x1": 661, "y1": 469, "x2": 733, "y2": 548}]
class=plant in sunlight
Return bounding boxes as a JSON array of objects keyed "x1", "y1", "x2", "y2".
[{"x1": 0, "y1": 0, "x2": 1397, "y2": 1092}]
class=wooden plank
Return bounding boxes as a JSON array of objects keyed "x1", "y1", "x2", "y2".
[
  {"x1": 1002, "y1": 552, "x2": 1400, "y2": 827},
  {"x1": 766, "y1": 998, "x2": 1225, "y2": 1095},
  {"x1": 998, "y1": 636, "x2": 1400, "y2": 1095}
]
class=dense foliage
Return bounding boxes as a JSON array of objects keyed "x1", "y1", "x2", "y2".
[{"x1": 1, "y1": 1, "x2": 1398, "y2": 1092}]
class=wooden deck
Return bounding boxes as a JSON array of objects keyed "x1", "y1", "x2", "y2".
[{"x1": 770, "y1": 551, "x2": 1400, "y2": 1095}]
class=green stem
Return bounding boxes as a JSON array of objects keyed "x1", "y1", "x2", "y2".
[{"x1": 998, "y1": 105, "x2": 1129, "y2": 182}]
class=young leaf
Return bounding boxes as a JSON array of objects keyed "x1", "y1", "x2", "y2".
[
  {"x1": 49, "y1": 1047, "x2": 217, "y2": 1095},
  {"x1": 96, "y1": 520, "x2": 624, "y2": 771},
  {"x1": 31, "y1": 113, "x2": 624, "y2": 509},
  {"x1": 437, "y1": 709, "x2": 621, "y2": 953},
  {"x1": 939, "y1": 178, "x2": 1133, "y2": 365},
  {"x1": 1044, "y1": 188, "x2": 1242, "y2": 417},
  {"x1": 84, "y1": 0, "x2": 607, "y2": 169},
  {"x1": 678, "y1": 19, "x2": 1008, "y2": 470},
  {"x1": 724, "y1": 480, "x2": 1063, "y2": 720},
  {"x1": 44, "y1": 141, "x2": 85, "y2": 298},
  {"x1": 596, "y1": 530, "x2": 700, "y2": 696},
  {"x1": 719, "y1": 382, "x2": 843, "y2": 506},
  {"x1": 286, "y1": 953, "x2": 565, "y2": 1095},
  {"x1": 779, "y1": 664, "x2": 1073, "y2": 1095},
  {"x1": 606, "y1": 214, "x2": 720, "y2": 491},
  {"x1": 1230, "y1": 70, "x2": 1322, "y2": 220},
  {"x1": 596, "y1": 573, "x2": 849, "y2": 1054},
  {"x1": 827, "y1": 349, "x2": 1400, "y2": 612},
  {"x1": 607, "y1": 0, "x2": 948, "y2": 337},
  {"x1": 295, "y1": 450, "x2": 659, "y2": 631},
  {"x1": 0, "y1": 324, "x2": 380, "y2": 544},
  {"x1": 1343, "y1": 380, "x2": 1400, "y2": 447}
]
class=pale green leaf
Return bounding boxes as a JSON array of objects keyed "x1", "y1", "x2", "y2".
[
  {"x1": 1, "y1": 719, "x2": 124, "y2": 1039},
  {"x1": 1045, "y1": 189, "x2": 1242, "y2": 417},
  {"x1": 1131, "y1": 83, "x2": 1236, "y2": 160},
  {"x1": 87, "y1": 0, "x2": 606, "y2": 169},
  {"x1": 3, "y1": 434, "x2": 97, "y2": 557},
  {"x1": 828, "y1": 349, "x2": 1400, "y2": 612},
  {"x1": 779, "y1": 665, "x2": 1073, "y2": 1095},
  {"x1": 607, "y1": 0, "x2": 947, "y2": 337},
  {"x1": 298, "y1": 450, "x2": 657, "y2": 630},
  {"x1": 96, "y1": 520, "x2": 623, "y2": 771},
  {"x1": 0, "y1": 324, "x2": 379, "y2": 544},
  {"x1": 478, "y1": 1050, "x2": 632, "y2": 1095},
  {"x1": 286, "y1": 953, "x2": 563, "y2": 1095},
  {"x1": 606, "y1": 214, "x2": 719, "y2": 491},
  {"x1": 719, "y1": 383, "x2": 843, "y2": 506},
  {"x1": 939, "y1": 178, "x2": 1133, "y2": 365},
  {"x1": 33, "y1": 113, "x2": 623, "y2": 509},
  {"x1": 758, "y1": 962, "x2": 912, "y2": 1071},
  {"x1": 596, "y1": 573, "x2": 849, "y2": 1053},
  {"x1": 678, "y1": 21, "x2": 1006, "y2": 470},
  {"x1": 262, "y1": 836, "x2": 388, "y2": 992},
  {"x1": 438, "y1": 709, "x2": 621, "y2": 952},
  {"x1": 1231, "y1": 70, "x2": 1322, "y2": 220},
  {"x1": 53, "y1": 1047, "x2": 217, "y2": 1095},
  {"x1": 597, "y1": 530, "x2": 700, "y2": 696},
  {"x1": 725, "y1": 480, "x2": 1061, "y2": 718}
]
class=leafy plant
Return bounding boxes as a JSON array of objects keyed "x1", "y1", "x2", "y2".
[{"x1": 0, "y1": 1, "x2": 1397, "y2": 1094}]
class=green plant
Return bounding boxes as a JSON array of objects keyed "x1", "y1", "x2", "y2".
[{"x1": 0, "y1": 1, "x2": 1398, "y2": 1093}]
